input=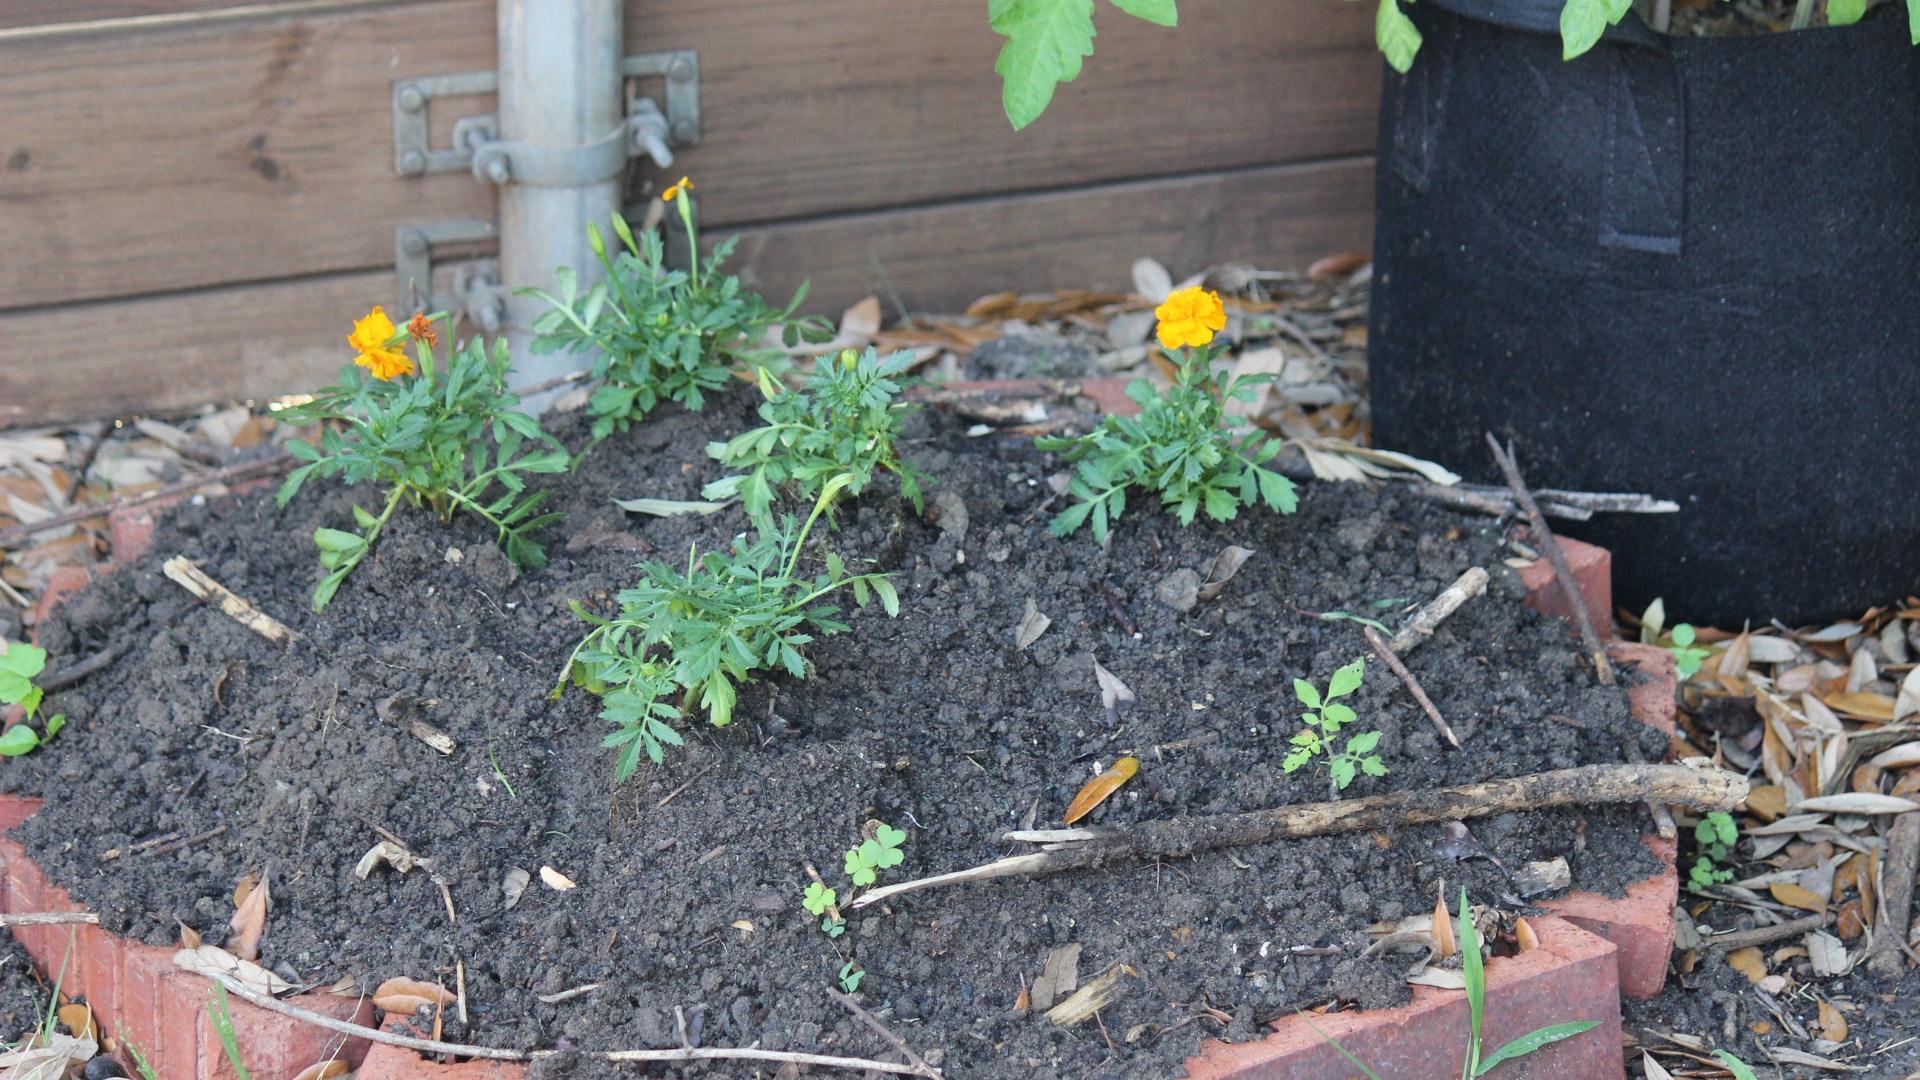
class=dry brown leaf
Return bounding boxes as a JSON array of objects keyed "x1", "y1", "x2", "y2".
[
  {"x1": 178, "y1": 921, "x2": 202, "y2": 949},
  {"x1": 1718, "y1": 631, "x2": 1751, "y2": 679},
  {"x1": 1014, "y1": 598, "x2": 1051, "y2": 651},
  {"x1": 290, "y1": 1061, "x2": 350, "y2": 1080},
  {"x1": 1851, "y1": 763, "x2": 1883, "y2": 793},
  {"x1": 55, "y1": 1003, "x2": 95, "y2": 1042},
  {"x1": 1745, "y1": 785, "x2": 1788, "y2": 821},
  {"x1": 1779, "y1": 664, "x2": 1820, "y2": 694},
  {"x1": 1030, "y1": 943, "x2": 1081, "y2": 1012},
  {"x1": 1514, "y1": 917, "x2": 1539, "y2": 952},
  {"x1": 1725, "y1": 946, "x2": 1768, "y2": 984},
  {"x1": 1895, "y1": 666, "x2": 1920, "y2": 721},
  {"x1": 1826, "y1": 691, "x2": 1897, "y2": 720},
  {"x1": 540, "y1": 866, "x2": 576, "y2": 891},
  {"x1": 1895, "y1": 769, "x2": 1920, "y2": 799},
  {"x1": 1848, "y1": 647, "x2": 1878, "y2": 692},
  {"x1": 1817, "y1": 1000, "x2": 1848, "y2": 1043},
  {"x1": 1795, "y1": 793, "x2": 1920, "y2": 814},
  {"x1": 731, "y1": 919, "x2": 755, "y2": 936},
  {"x1": 1308, "y1": 252, "x2": 1370, "y2": 282},
  {"x1": 1868, "y1": 740, "x2": 1920, "y2": 769},
  {"x1": 1800, "y1": 693, "x2": 1844, "y2": 733},
  {"x1": 965, "y1": 291, "x2": 1017, "y2": 319},
  {"x1": 1197, "y1": 546, "x2": 1255, "y2": 602},
  {"x1": 1063, "y1": 758, "x2": 1138, "y2": 824},
  {"x1": 1836, "y1": 899, "x2": 1864, "y2": 941},
  {"x1": 173, "y1": 944, "x2": 292, "y2": 995},
  {"x1": 1091, "y1": 658, "x2": 1135, "y2": 721},
  {"x1": 228, "y1": 868, "x2": 270, "y2": 961},
  {"x1": 1641, "y1": 1051, "x2": 1675, "y2": 1080},
  {"x1": 1771, "y1": 881, "x2": 1828, "y2": 914},
  {"x1": 373, "y1": 976, "x2": 456, "y2": 1015},
  {"x1": 1013, "y1": 985, "x2": 1030, "y2": 1014},
  {"x1": 355, "y1": 840, "x2": 417, "y2": 879},
  {"x1": 1432, "y1": 887, "x2": 1456, "y2": 959},
  {"x1": 1748, "y1": 1020, "x2": 1773, "y2": 1035},
  {"x1": 232, "y1": 872, "x2": 259, "y2": 908}
]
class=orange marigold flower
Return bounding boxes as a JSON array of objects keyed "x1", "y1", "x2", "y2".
[
  {"x1": 661, "y1": 176, "x2": 695, "y2": 201},
  {"x1": 406, "y1": 312, "x2": 438, "y2": 346},
  {"x1": 349, "y1": 306, "x2": 415, "y2": 381},
  {"x1": 1154, "y1": 287, "x2": 1227, "y2": 350}
]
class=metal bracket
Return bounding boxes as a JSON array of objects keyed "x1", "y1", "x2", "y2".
[
  {"x1": 391, "y1": 49, "x2": 699, "y2": 178},
  {"x1": 394, "y1": 219, "x2": 503, "y2": 327}
]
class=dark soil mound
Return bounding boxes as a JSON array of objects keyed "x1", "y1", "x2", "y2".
[{"x1": 7, "y1": 390, "x2": 1665, "y2": 1079}]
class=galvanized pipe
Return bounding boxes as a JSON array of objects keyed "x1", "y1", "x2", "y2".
[{"x1": 497, "y1": 0, "x2": 624, "y2": 413}]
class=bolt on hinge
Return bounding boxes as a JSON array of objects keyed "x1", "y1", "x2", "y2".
[
  {"x1": 394, "y1": 219, "x2": 503, "y2": 327},
  {"x1": 391, "y1": 49, "x2": 699, "y2": 180}
]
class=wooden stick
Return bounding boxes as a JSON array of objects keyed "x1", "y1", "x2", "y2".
[
  {"x1": 137, "y1": 824, "x2": 226, "y2": 858},
  {"x1": 851, "y1": 764, "x2": 1747, "y2": 908},
  {"x1": 1485, "y1": 434, "x2": 1614, "y2": 686},
  {"x1": 1868, "y1": 811, "x2": 1919, "y2": 977},
  {"x1": 1388, "y1": 567, "x2": 1489, "y2": 656},
  {"x1": 203, "y1": 972, "x2": 936, "y2": 1075},
  {"x1": 163, "y1": 556, "x2": 300, "y2": 644},
  {"x1": 1703, "y1": 912, "x2": 1834, "y2": 952},
  {"x1": 63, "y1": 420, "x2": 115, "y2": 504},
  {"x1": 0, "y1": 912, "x2": 98, "y2": 926},
  {"x1": 827, "y1": 986, "x2": 945, "y2": 1080},
  {"x1": 1363, "y1": 624, "x2": 1459, "y2": 748},
  {"x1": 0, "y1": 452, "x2": 294, "y2": 546}
]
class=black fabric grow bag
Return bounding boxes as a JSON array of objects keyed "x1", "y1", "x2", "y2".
[{"x1": 1367, "y1": 0, "x2": 1920, "y2": 626}]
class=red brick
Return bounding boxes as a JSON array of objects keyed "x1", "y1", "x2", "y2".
[
  {"x1": 1517, "y1": 535, "x2": 1612, "y2": 638},
  {"x1": 109, "y1": 500, "x2": 181, "y2": 565},
  {"x1": 1182, "y1": 916, "x2": 1624, "y2": 1080},
  {"x1": 1540, "y1": 837, "x2": 1677, "y2": 1000},
  {"x1": 358, "y1": 1018, "x2": 528, "y2": 1080},
  {"x1": 1606, "y1": 642, "x2": 1679, "y2": 738},
  {"x1": 32, "y1": 563, "x2": 120, "y2": 635}
]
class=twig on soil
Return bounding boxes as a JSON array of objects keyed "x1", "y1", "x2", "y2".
[
  {"x1": 827, "y1": 986, "x2": 946, "y2": 1080},
  {"x1": 1867, "y1": 811, "x2": 1919, "y2": 977},
  {"x1": 0, "y1": 913, "x2": 98, "y2": 927},
  {"x1": 35, "y1": 642, "x2": 134, "y2": 693},
  {"x1": 1703, "y1": 912, "x2": 1835, "y2": 952},
  {"x1": 1412, "y1": 482, "x2": 1678, "y2": 522},
  {"x1": 63, "y1": 420, "x2": 115, "y2": 505},
  {"x1": 1362, "y1": 624, "x2": 1459, "y2": 748},
  {"x1": 0, "y1": 452, "x2": 295, "y2": 547},
  {"x1": 851, "y1": 764, "x2": 1746, "y2": 908},
  {"x1": 456, "y1": 959, "x2": 468, "y2": 1025},
  {"x1": 1387, "y1": 567, "x2": 1489, "y2": 656},
  {"x1": 535, "y1": 983, "x2": 601, "y2": 1004},
  {"x1": 1485, "y1": 434, "x2": 1614, "y2": 686},
  {"x1": 509, "y1": 369, "x2": 592, "y2": 398},
  {"x1": 137, "y1": 825, "x2": 227, "y2": 858},
  {"x1": 1646, "y1": 800, "x2": 1677, "y2": 840},
  {"x1": 162, "y1": 556, "x2": 300, "y2": 644},
  {"x1": 656, "y1": 766, "x2": 714, "y2": 808},
  {"x1": 203, "y1": 971, "x2": 935, "y2": 1074},
  {"x1": 101, "y1": 832, "x2": 181, "y2": 860}
]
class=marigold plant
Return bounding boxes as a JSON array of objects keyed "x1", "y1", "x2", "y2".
[
  {"x1": 277, "y1": 311, "x2": 570, "y2": 611},
  {"x1": 1036, "y1": 287, "x2": 1297, "y2": 540}
]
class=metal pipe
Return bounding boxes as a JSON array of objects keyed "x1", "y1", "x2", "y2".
[{"x1": 497, "y1": 0, "x2": 623, "y2": 413}]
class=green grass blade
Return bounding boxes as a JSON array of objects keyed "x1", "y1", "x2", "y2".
[
  {"x1": 1475, "y1": 1022, "x2": 1599, "y2": 1076},
  {"x1": 1297, "y1": 1013, "x2": 1385, "y2": 1080}
]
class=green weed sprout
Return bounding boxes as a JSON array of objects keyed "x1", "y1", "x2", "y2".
[
  {"x1": 117, "y1": 1023, "x2": 161, "y2": 1080},
  {"x1": 1283, "y1": 658, "x2": 1385, "y2": 795},
  {"x1": 838, "y1": 961, "x2": 864, "y2": 994},
  {"x1": 1638, "y1": 598, "x2": 1712, "y2": 680},
  {"x1": 844, "y1": 823, "x2": 906, "y2": 887},
  {"x1": 276, "y1": 310, "x2": 569, "y2": 611},
  {"x1": 206, "y1": 983, "x2": 251, "y2": 1080},
  {"x1": 704, "y1": 347, "x2": 927, "y2": 533},
  {"x1": 1036, "y1": 288, "x2": 1295, "y2": 541},
  {"x1": 559, "y1": 474, "x2": 900, "y2": 772},
  {"x1": 1713, "y1": 1051, "x2": 1761, "y2": 1080},
  {"x1": 522, "y1": 179, "x2": 827, "y2": 438},
  {"x1": 0, "y1": 642, "x2": 65, "y2": 757},
  {"x1": 802, "y1": 881, "x2": 844, "y2": 937},
  {"x1": 1688, "y1": 810, "x2": 1738, "y2": 892},
  {"x1": 1304, "y1": 889, "x2": 1599, "y2": 1077}
]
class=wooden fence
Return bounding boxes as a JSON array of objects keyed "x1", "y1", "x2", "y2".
[{"x1": 0, "y1": 0, "x2": 1379, "y2": 424}]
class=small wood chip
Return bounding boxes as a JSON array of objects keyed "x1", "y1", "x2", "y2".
[
  {"x1": 540, "y1": 866, "x2": 576, "y2": 891},
  {"x1": 1045, "y1": 964, "x2": 1135, "y2": 1026},
  {"x1": 162, "y1": 556, "x2": 300, "y2": 644},
  {"x1": 697, "y1": 845, "x2": 727, "y2": 866},
  {"x1": 535, "y1": 983, "x2": 602, "y2": 1005},
  {"x1": 410, "y1": 721, "x2": 456, "y2": 755}
]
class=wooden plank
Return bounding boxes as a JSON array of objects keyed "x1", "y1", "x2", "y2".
[
  {"x1": 0, "y1": 0, "x2": 400, "y2": 32},
  {"x1": 725, "y1": 157, "x2": 1377, "y2": 318},
  {"x1": 0, "y1": 271, "x2": 387, "y2": 426},
  {"x1": 0, "y1": 0, "x2": 1377, "y2": 310},
  {"x1": 2, "y1": 158, "x2": 1372, "y2": 425}
]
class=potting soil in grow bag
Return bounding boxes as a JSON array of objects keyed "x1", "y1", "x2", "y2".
[
  {"x1": 1367, "y1": 0, "x2": 1920, "y2": 627},
  {"x1": 9, "y1": 392, "x2": 1665, "y2": 1079}
]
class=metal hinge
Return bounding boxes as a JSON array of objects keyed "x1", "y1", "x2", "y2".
[
  {"x1": 391, "y1": 50, "x2": 699, "y2": 179},
  {"x1": 394, "y1": 219, "x2": 503, "y2": 327}
]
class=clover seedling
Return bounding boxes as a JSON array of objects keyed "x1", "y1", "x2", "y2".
[
  {"x1": 0, "y1": 643, "x2": 65, "y2": 757},
  {"x1": 1668, "y1": 624, "x2": 1713, "y2": 681},
  {"x1": 845, "y1": 823, "x2": 906, "y2": 888},
  {"x1": 802, "y1": 881, "x2": 845, "y2": 937},
  {"x1": 838, "y1": 961, "x2": 865, "y2": 994},
  {"x1": 1282, "y1": 658, "x2": 1385, "y2": 797},
  {"x1": 1689, "y1": 810, "x2": 1738, "y2": 893}
]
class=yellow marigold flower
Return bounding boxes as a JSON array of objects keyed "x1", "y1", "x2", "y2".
[
  {"x1": 349, "y1": 306, "x2": 415, "y2": 381},
  {"x1": 661, "y1": 176, "x2": 695, "y2": 201},
  {"x1": 1154, "y1": 287, "x2": 1227, "y2": 350}
]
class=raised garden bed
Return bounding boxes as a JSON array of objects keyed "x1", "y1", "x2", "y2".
[{"x1": 5, "y1": 388, "x2": 1682, "y2": 1079}]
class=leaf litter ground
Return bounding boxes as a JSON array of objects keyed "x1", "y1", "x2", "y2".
[{"x1": 7, "y1": 391, "x2": 1666, "y2": 1079}]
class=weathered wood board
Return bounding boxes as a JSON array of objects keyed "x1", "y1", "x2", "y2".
[
  {"x1": 0, "y1": 0, "x2": 1378, "y2": 310},
  {"x1": 3, "y1": 158, "x2": 1373, "y2": 424}
]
